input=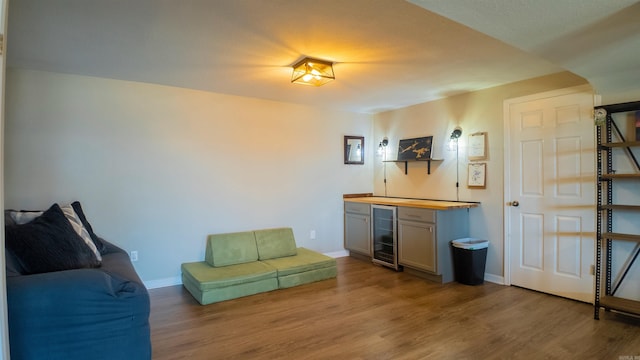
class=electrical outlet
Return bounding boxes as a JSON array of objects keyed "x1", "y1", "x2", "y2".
[
  {"x1": 310, "y1": 230, "x2": 316, "y2": 240},
  {"x1": 130, "y1": 251, "x2": 138, "y2": 262}
]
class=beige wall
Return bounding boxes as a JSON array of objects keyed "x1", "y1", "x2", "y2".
[
  {"x1": 373, "y1": 71, "x2": 590, "y2": 279},
  {"x1": 11, "y1": 68, "x2": 630, "y2": 292},
  {"x1": 4, "y1": 69, "x2": 373, "y2": 286}
]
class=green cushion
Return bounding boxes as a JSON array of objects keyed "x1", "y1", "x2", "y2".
[
  {"x1": 182, "y1": 274, "x2": 278, "y2": 305},
  {"x1": 205, "y1": 231, "x2": 258, "y2": 267},
  {"x1": 277, "y1": 266, "x2": 337, "y2": 289},
  {"x1": 181, "y1": 261, "x2": 276, "y2": 290},
  {"x1": 261, "y1": 247, "x2": 337, "y2": 276},
  {"x1": 254, "y1": 227, "x2": 297, "y2": 260}
]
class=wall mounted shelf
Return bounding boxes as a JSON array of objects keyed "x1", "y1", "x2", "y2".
[{"x1": 384, "y1": 158, "x2": 443, "y2": 175}]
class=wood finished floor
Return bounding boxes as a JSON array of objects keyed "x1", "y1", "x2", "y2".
[{"x1": 149, "y1": 256, "x2": 640, "y2": 359}]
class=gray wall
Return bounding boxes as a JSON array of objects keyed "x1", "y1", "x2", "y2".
[{"x1": 5, "y1": 69, "x2": 373, "y2": 286}]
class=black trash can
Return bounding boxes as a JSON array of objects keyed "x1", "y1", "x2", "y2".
[{"x1": 451, "y1": 238, "x2": 489, "y2": 285}]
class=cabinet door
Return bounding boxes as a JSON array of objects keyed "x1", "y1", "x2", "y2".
[
  {"x1": 345, "y1": 212, "x2": 371, "y2": 256},
  {"x1": 398, "y1": 219, "x2": 436, "y2": 273}
]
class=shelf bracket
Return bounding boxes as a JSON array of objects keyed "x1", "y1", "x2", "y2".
[
  {"x1": 385, "y1": 159, "x2": 441, "y2": 175},
  {"x1": 400, "y1": 160, "x2": 433, "y2": 174}
]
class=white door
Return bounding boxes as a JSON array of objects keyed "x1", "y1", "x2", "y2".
[{"x1": 505, "y1": 86, "x2": 595, "y2": 303}]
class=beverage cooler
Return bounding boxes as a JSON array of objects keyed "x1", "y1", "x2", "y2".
[{"x1": 371, "y1": 205, "x2": 399, "y2": 270}]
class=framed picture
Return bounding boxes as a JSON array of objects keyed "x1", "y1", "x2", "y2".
[
  {"x1": 344, "y1": 136, "x2": 364, "y2": 165},
  {"x1": 468, "y1": 132, "x2": 487, "y2": 161},
  {"x1": 468, "y1": 163, "x2": 486, "y2": 188},
  {"x1": 397, "y1": 136, "x2": 433, "y2": 161}
]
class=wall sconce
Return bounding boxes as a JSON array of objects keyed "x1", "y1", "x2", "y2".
[
  {"x1": 449, "y1": 127, "x2": 462, "y2": 200},
  {"x1": 450, "y1": 127, "x2": 462, "y2": 140},
  {"x1": 448, "y1": 127, "x2": 462, "y2": 151},
  {"x1": 378, "y1": 137, "x2": 389, "y2": 196},
  {"x1": 291, "y1": 57, "x2": 335, "y2": 86},
  {"x1": 378, "y1": 137, "x2": 389, "y2": 156}
]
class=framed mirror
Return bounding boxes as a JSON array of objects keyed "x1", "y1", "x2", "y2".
[{"x1": 344, "y1": 136, "x2": 364, "y2": 165}]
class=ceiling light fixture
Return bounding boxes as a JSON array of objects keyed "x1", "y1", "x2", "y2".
[{"x1": 291, "y1": 57, "x2": 335, "y2": 86}]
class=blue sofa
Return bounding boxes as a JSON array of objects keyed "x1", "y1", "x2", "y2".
[{"x1": 4, "y1": 203, "x2": 151, "y2": 360}]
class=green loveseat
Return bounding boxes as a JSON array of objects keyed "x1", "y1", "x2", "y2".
[{"x1": 181, "y1": 227, "x2": 337, "y2": 305}]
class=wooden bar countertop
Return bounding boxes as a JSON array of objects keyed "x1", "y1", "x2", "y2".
[{"x1": 344, "y1": 196, "x2": 479, "y2": 210}]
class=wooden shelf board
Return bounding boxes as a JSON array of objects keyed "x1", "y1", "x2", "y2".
[
  {"x1": 601, "y1": 173, "x2": 640, "y2": 179},
  {"x1": 599, "y1": 205, "x2": 640, "y2": 211},
  {"x1": 599, "y1": 295, "x2": 640, "y2": 316},
  {"x1": 601, "y1": 141, "x2": 640, "y2": 148},
  {"x1": 345, "y1": 196, "x2": 479, "y2": 210},
  {"x1": 602, "y1": 232, "x2": 640, "y2": 242},
  {"x1": 343, "y1": 193, "x2": 373, "y2": 199}
]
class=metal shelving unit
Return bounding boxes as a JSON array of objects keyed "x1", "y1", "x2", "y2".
[{"x1": 594, "y1": 101, "x2": 640, "y2": 320}]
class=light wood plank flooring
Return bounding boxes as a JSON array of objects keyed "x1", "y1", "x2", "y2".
[{"x1": 149, "y1": 256, "x2": 640, "y2": 359}]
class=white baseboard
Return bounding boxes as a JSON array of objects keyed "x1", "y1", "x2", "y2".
[
  {"x1": 324, "y1": 250, "x2": 349, "y2": 258},
  {"x1": 144, "y1": 276, "x2": 182, "y2": 289},
  {"x1": 484, "y1": 273, "x2": 505, "y2": 285}
]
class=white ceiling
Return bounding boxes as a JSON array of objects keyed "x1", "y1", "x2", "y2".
[
  {"x1": 6, "y1": 0, "x2": 640, "y2": 114},
  {"x1": 410, "y1": 0, "x2": 640, "y2": 107}
]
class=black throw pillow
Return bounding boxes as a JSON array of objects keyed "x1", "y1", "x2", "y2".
[
  {"x1": 5, "y1": 203, "x2": 101, "y2": 275},
  {"x1": 71, "y1": 201, "x2": 106, "y2": 254}
]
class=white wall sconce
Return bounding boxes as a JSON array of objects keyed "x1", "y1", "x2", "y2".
[{"x1": 291, "y1": 57, "x2": 335, "y2": 86}]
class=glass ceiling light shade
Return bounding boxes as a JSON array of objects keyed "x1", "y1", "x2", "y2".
[{"x1": 291, "y1": 57, "x2": 335, "y2": 86}]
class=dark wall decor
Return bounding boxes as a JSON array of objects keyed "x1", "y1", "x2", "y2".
[{"x1": 397, "y1": 136, "x2": 433, "y2": 161}]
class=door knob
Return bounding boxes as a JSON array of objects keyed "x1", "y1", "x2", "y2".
[{"x1": 511, "y1": 201, "x2": 519, "y2": 207}]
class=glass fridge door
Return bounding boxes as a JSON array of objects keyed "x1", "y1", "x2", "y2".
[{"x1": 372, "y1": 205, "x2": 398, "y2": 270}]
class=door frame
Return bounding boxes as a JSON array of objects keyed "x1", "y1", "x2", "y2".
[
  {"x1": 502, "y1": 84, "x2": 594, "y2": 286},
  {"x1": 0, "y1": 0, "x2": 10, "y2": 357}
]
